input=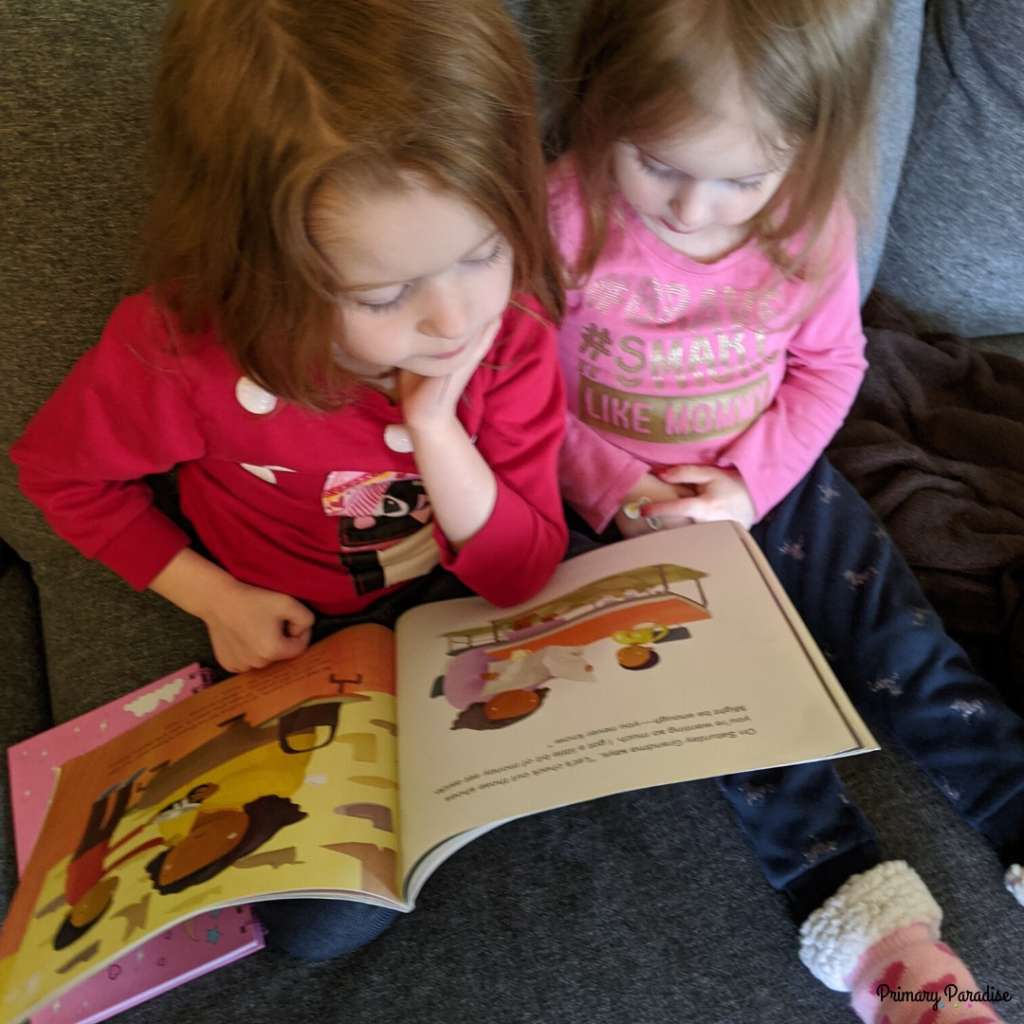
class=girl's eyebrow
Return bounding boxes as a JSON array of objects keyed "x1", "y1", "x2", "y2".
[
  {"x1": 634, "y1": 144, "x2": 771, "y2": 182},
  {"x1": 340, "y1": 231, "x2": 499, "y2": 293}
]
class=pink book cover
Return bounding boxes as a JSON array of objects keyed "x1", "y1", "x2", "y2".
[{"x1": 7, "y1": 664, "x2": 264, "y2": 1024}]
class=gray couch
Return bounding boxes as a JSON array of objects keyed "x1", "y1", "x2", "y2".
[{"x1": 3, "y1": 2, "x2": 1023, "y2": 1022}]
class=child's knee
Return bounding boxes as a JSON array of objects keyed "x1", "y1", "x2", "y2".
[{"x1": 254, "y1": 898, "x2": 401, "y2": 962}]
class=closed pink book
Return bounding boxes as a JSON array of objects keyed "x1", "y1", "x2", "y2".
[{"x1": 7, "y1": 665, "x2": 264, "y2": 1024}]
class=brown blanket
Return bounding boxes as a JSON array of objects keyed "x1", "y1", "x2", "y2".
[{"x1": 828, "y1": 320, "x2": 1024, "y2": 691}]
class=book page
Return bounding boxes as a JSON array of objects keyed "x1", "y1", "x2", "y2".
[
  {"x1": 394, "y1": 522, "x2": 875, "y2": 893},
  {"x1": 0, "y1": 625, "x2": 402, "y2": 1024},
  {"x1": 6, "y1": 663, "x2": 263, "y2": 1024}
]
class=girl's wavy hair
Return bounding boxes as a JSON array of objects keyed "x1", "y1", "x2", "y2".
[
  {"x1": 555, "y1": 0, "x2": 887, "y2": 286},
  {"x1": 142, "y1": 0, "x2": 563, "y2": 409}
]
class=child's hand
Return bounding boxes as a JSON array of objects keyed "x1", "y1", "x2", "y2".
[
  {"x1": 646, "y1": 465, "x2": 756, "y2": 529},
  {"x1": 399, "y1": 317, "x2": 501, "y2": 432},
  {"x1": 201, "y1": 580, "x2": 314, "y2": 674},
  {"x1": 614, "y1": 472, "x2": 696, "y2": 537}
]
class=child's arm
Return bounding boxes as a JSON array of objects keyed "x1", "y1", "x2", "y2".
[
  {"x1": 559, "y1": 413, "x2": 653, "y2": 533},
  {"x1": 10, "y1": 297, "x2": 202, "y2": 589},
  {"x1": 10, "y1": 295, "x2": 310, "y2": 672},
  {"x1": 150, "y1": 549, "x2": 313, "y2": 673},
  {"x1": 400, "y1": 320, "x2": 502, "y2": 546},
  {"x1": 400, "y1": 300, "x2": 568, "y2": 607},
  {"x1": 712, "y1": 230, "x2": 867, "y2": 522}
]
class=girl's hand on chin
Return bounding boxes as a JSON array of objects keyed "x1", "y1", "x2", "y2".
[{"x1": 399, "y1": 317, "x2": 501, "y2": 432}]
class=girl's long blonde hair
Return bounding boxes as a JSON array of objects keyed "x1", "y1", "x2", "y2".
[
  {"x1": 557, "y1": 0, "x2": 886, "y2": 285},
  {"x1": 143, "y1": 0, "x2": 562, "y2": 408}
]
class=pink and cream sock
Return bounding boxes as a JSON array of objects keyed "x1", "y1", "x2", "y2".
[
  {"x1": 798, "y1": 861, "x2": 1004, "y2": 1024},
  {"x1": 849, "y1": 923, "x2": 1001, "y2": 1023}
]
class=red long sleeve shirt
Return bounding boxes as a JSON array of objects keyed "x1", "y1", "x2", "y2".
[{"x1": 11, "y1": 292, "x2": 567, "y2": 614}]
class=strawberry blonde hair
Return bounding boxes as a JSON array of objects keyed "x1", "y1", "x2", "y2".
[
  {"x1": 557, "y1": 0, "x2": 886, "y2": 285},
  {"x1": 142, "y1": 0, "x2": 562, "y2": 408}
]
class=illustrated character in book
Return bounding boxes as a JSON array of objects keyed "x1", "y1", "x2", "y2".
[
  {"x1": 143, "y1": 794, "x2": 306, "y2": 895},
  {"x1": 441, "y1": 646, "x2": 595, "y2": 730},
  {"x1": 55, "y1": 771, "x2": 217, "y2": 949},
  {"x1": 435, "y1": 622, "x2": 697, "y2": 731},
  {"x1": 324, "y1": 471, "x2": 438, "y2": 595},
  {"x1": 140, "y1": 705, "x2": 337, "y2": 894},
  {"x1": 54, "y1": 702, "x2": 341, "y2": 948}
]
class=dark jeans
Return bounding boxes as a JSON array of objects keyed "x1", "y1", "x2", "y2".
[{"x1": 716, "y1": 457, "x2": 1024, "y2": 919}]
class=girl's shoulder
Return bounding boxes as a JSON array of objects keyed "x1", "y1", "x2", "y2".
[
  {"x1": 545, "y1": 155, "x2": 588, "y2": 263},
  {"x1": 781, "y1": 197, "x2": 859, "y2": 281},
  {"x1": 495, "y1": 292, "x2": 558, "y2": 354},
  {"x1": 97, "y1": 290, "x2": 232, "y2": 379}
]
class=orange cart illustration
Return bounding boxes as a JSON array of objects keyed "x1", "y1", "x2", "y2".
[{"x1": 432, "y1": 564, "x2": 711, "y2": 729}]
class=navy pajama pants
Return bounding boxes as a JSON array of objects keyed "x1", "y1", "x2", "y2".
[{"x1": 720, "y1": 456, "x2": 1024, "y2": 920}]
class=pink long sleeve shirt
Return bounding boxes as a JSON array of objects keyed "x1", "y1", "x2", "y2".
[{"x1": 549, "y1": 159, "x2": 867, "y2": 532}]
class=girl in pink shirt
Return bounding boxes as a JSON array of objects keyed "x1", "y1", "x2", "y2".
[{"x1": 551, "y1": 1, "x2": 1023, "y2": 1020}]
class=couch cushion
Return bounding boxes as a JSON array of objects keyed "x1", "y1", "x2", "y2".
[
  {"x1": 0, "y1": 548, "x2": 52, "y2": 917},
  {"x1": 875, "y1": 0, "x2": 1024, "y2": 335},
  {"x1": 857, "y1": 0, "x2": 925, "y2": 297}
]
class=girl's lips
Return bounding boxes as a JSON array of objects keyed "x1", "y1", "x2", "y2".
[
  {"x1": 429, "y1": 343, "x2": 466, "y2": 361},
  {"x1": 660, "y1": 217, "x2": 701, "y2": 235}
]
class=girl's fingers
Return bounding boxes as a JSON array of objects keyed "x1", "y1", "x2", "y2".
[
  {"x1": 641, "y1": 497, "x2": 707, "y2": 520},
  {"x1": 284, "y1": 601, "x2": 315, "y2": 633},
  {"x1": 657, "y1": 464, "x2": 722, "y2": 485}
]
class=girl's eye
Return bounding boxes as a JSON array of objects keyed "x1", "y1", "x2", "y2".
[
  {"x1": 636, "y1": 152, "x2": 678, "y2": 180},
  {"x1": 352, "y1": 286, "x2": 410, "y2": 314},
  {"x1": 731, "y1": 178, "x2": 765, "y2": 192},
  {"x1": 463, "y1": 240, "x2": 505, "y2": 267}
]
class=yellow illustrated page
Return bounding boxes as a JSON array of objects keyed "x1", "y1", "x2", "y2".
[{"x1": 0, "y1": 625, "x2": 401, "y2": 1024}]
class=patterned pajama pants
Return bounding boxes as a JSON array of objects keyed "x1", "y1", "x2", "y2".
[{"x1": 720, "y1": 457, "x2": 1024, "y2": 919}]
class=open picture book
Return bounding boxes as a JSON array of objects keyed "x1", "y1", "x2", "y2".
[
  {"x1": 0, "y1": 522, "x2": 877, "y2": 1023},
  {"x1": 6, "y1": 664, "x2": 263, "y2": 1024}
]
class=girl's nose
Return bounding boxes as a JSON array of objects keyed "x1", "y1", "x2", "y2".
[
  {"x1": 417, "y1": 279, "x2": 468, "y2": 340},
  {"x1": 669, "y1": 181, "x2": 705, "y2": 228}
]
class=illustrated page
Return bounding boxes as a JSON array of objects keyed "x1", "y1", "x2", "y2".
[
  {"x1": 394, "y1": 523, "x2": 874, "y2": 887},
  {"x1": 0, "y1": 626, "x2": 402, "y2": 1024}
]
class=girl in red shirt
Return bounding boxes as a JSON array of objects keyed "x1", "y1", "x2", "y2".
[{"x1": 12, "y1": 0, "x2": 569, "y2": 959}]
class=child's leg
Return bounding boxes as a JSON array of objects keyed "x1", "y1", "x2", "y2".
[
  {"x1": 800, "y1": 863, "x2": 1004, "y2": 1023},
  {"x1": 716, "y1": 764, "x2": 880, "y2": 923},
  {"x1": 740, "y1": 458, "x2": 1009, "y2": 1021},
  {"x1": 751, "y1": 456, "x2": 1024, "y2": 872},
  {"x1": 255, "y1": 899, "x2": 400, "y2": 961}
]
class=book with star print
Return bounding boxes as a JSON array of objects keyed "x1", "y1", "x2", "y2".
[
  {"x1": 5, "y1": 664, "x2": 263, "y2": 1024},
  {"x1": 0, "y1": 522, "x2": 876, "y2": 1023}
]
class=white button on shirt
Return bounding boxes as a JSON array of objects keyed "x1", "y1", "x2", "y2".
[
  {"x1": 235, "y1": 376, "x2": 278, "y2": 415},
  {"x1": 384, "y1": 424, "x2": 414, "y2": 453}
]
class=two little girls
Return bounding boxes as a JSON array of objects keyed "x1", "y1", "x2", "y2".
[{"x1": 10, "y1": 0, "x2": 1018, "y2": 1020}]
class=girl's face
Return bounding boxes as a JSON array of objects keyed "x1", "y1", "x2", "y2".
[
  {"x1": 612, "y1": 93, "x2": 791, "y2": 262},
  {"x1": 312, "y1": 179, "x2": 514, "y2": 379}
]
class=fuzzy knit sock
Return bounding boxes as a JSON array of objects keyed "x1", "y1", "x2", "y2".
[
  {"x1": 848, "y1": 923, "x2": 1003, "y2": 1023},
  {"x1": 799, "y1": 861, "x2": 1004, "y2": 1024},
  {"x1": 1003, "y1": 864, "x2": 1024, "y2": 907}
]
